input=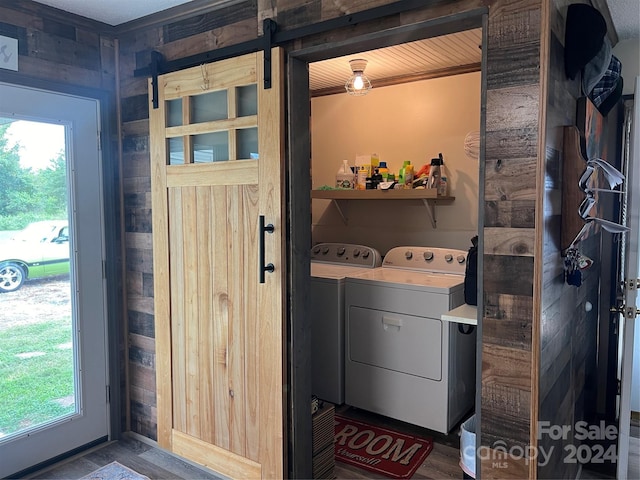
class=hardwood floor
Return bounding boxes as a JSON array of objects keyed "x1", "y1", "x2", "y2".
[
  {"x1": 24, "y1": 411, "x2": 636, "y2": 480},
  {"x1": 22, "y1": 435, "x2": 223, "y2": 480},
  {"x1": 22, "y1": 407, "x2": 465, "y2": 480}
]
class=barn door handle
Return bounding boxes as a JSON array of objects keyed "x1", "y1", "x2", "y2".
[{"x1": 259, "y1": 215, "x2": 275, "y2": 283}]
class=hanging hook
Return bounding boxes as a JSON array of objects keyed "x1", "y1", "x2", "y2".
[{"x1": 200, "y1": 64, "x2": 210, "y2": 91}]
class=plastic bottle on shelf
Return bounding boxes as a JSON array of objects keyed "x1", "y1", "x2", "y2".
[
  {"x1": 371, "y1": 153, "x2": 380, "y2": 172},
  {"x1": 335, "y1": 159, "x2": 355, "y2": 189},
  {"x1": 356, "y1": 165, "x2": 369, "y2": 190},
  {"x1": 438, "y1": 175, "x2": 448, "y2": 196},
  {"x1": 428, "y1": 154, "x2": 443, "y2": 192},
  {"x1": 377, "y1": 161, "x2": 389, "y2": 180},
  {"x1": 403, "y1": 162, "x2": 414, "y2": 189},
  {"x1": 438, "y1": 154, "x2": 448, "y2": 195},
  {"x1": 371, "y1": 168, "x2": 383, "y2": 189}
]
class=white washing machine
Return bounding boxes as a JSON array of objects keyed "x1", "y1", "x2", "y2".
[
  {"x1": 344, "y1": 246, "x2": 476, "y2": 434},
  {"x1": 311, "y1": 243, "x2": 382, "y2": 405}
]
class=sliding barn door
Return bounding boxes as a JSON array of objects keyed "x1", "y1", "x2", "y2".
[{"x1": 149, "y1": 49, "x2": 285, "y2": 479}]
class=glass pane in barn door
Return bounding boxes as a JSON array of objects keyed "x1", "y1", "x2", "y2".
[
  {"x1": 167, "y1": 99, "x2": 183, "y2": 127},
  {"x1": 191, "y1": 90, "x2": 228, "y2": 122},
  {"x1": 0, "y1": 83, "x2": 108, "y2": 479},
  {"x1": 0, "y1": 120, "x2": 76, "y2": 437},
  {"x1": 168, "y1": 137, "x2": 185, "y2": 165},
  {"x1": 237, "y1": 127, "x2": 258, "y2": 159},
  {"x1": 192, "y1": 132, "x2": 229, "y2": 162},
  {"x1": 236, "y1": 85, "x2": 257, "y2": 117}
]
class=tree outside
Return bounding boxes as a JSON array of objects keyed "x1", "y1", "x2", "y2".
[{"x1": 0, "y1": 123, "x2": 68, "y2": 231}]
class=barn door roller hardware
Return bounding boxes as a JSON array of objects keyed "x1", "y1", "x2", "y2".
[
  {"x1": 141, "y1": 19, "x2": 275, "y2": 109},
  {"x1": 135, "y1": 0, "x2": 476, "y2": 108}
]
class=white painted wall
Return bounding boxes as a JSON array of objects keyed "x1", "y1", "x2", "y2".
[
  {"x1": 311, "y1": 72, "x2": 481, "y2": 254},
  {"x1": 613, "y1": 38, "x2": 640, "y2": 96}
]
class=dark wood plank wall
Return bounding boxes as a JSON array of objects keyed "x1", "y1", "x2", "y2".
[
  {"x1": 538, "y1": 1, "x2": 616, "y2": 478},
  {"x1": 480, "y1": 0, "x2": 542, "y2": 477},
  {"x1": 4, "y1": 1, "x2": 616, "y2": 478},
  {"x1": 0, "y1": 0, "x2": 114, "y2": 90}
]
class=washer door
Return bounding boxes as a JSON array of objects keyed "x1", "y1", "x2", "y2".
[{"x1": 348, "y1": 306, "x2": 442, "y2": 381}]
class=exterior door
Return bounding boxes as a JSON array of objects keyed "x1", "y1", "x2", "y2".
[
  {"x1": 617, "y1": 76, "x2": 640, "y2": 479},
  {"x1": 0, "y1": 84, "x2": 108, "y2": 478},
  {"x1": 149, "y1": 49, "x2": 285, "y2": 479}
]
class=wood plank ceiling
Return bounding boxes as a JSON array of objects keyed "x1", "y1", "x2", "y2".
[{"x1": 309, "y1": 29, "x2": 482, "y2": 96}]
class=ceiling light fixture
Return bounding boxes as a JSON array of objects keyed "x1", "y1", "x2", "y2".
[{"x1": 345, "y1": 59, "x2": 372, "y2": 96}]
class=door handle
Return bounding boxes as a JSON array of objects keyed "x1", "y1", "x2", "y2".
[
  {"x1": 382, "y1": 316, "x2": 402, "y2": 332},
  {"x1": 259, "y1": 215, "x2": 275, "y2": 284}
]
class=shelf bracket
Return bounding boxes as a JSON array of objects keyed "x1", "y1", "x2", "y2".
[
  {"x1": 422, "y1": 199, "x2": 437, "y2": 228},
  {"x1": 332, "y1": 200, "x2": 348, "y2": 224}
]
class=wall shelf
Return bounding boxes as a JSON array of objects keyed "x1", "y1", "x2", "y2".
[{"x1": 311, "y1": 189, "x2": 455, "y2": 228}]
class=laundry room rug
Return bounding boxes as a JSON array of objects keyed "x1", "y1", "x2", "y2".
[
  {"x1": 334, "y1": 414, "x2": 433, "y2": 479},
  {"x1": 80, "y1": 461, "x2": 150, "y2": 480}
]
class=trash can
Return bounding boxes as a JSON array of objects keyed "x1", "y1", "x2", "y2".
[{"x1": 460, "y1": 414, "x2": 476, "y2": 479}]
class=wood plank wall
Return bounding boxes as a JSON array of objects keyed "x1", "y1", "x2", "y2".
[
  {"x1": 539, "y1": 3, "x2": 585, "y2": 477},
  {"x1": 537, "y1": 1, "x2": 620, "y2": 478},
  {"x1": 0, "y1": 1, "x2": 115, "y2": 90},
  {"x1": 3, "y1": 1, "x2": 616, "y2": 478},
  {"x1": 481, "y1": 0, "x2": 542, "y2": 477}
]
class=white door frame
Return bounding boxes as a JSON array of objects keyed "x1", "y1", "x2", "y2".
[
  {"x1": 617, "y1": 76, "x2": 640, "y2": 480},
  {"x1": 0, "y1": 81, "x2": 116, "y2": 478}
]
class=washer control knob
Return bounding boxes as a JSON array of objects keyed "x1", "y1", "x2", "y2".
[
  {"x1": 322, "y1": 246, "x2": 329, "y2": 255},
  {"x1": 353, "y1": 249, "x2": 361, "y2": 257},
  {"x1": 457, "y1": 255, "x2": 466, "y2": 264},
  {"x1": 312, "y1": 246, "x2": 320, "y2": 255},
  {"x1": 362, "y1": 251, "x2": 370, "y2": 259},
  {"x1": 405, "y1": 251, "x2": 413, "y2": 260},
  {"x1": 445, "y1": 254, "x2": 454, "y2": 262},
  {"x1": 423, "y1": 251, "x2": 434, "y2": 261},
  {"x1": 337, "y1": 247, "x2": 346, "y2": 256}
]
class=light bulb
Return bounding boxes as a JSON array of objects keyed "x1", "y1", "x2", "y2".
[{"x1": 353, "y1": 75, "x2": 364, "y2": 90}]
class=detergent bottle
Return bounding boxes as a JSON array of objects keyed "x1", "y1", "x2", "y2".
[
  {"x1": 403, "y1": 162, "x2": 414, "y2": 188},
  {"x1": 335, "y1": 160, "x2": 354, "y2": 189},
  {"x1": 428, "y1": 154, "x2": 443, "y2": 191}
]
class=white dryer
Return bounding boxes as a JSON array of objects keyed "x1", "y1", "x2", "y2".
[
  {"x1": 344, "y1": 246, "x2": 476, "y2": 434},
  {"x1": 311, "y1": 243, "x2": 382, "y2": 405}
]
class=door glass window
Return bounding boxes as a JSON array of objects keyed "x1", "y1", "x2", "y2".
[
  {"x1": 168, "y1": 137, "x2": 184, "y2": 165},
  {"x1": 237, "y1": 127, "x2": 258, "y2": 160},
  {"x1": 167, "y1": 99, "x2": 183, "y2": 127},
  {"x1": 192, "y1": 90, "x2": 228, "y2": 123},
  {"x1": 164, "y1": 83, "x2": 258, "y2": 164},
  {"x1": 0, "y1": 119, "x2": 76, "y2": 440},
  {"x1": 236, "y1": 85, "x2": 257, "y2": 117},
  {"x1": 192, "y1": 132, "x2": 229, "y2": 163}
]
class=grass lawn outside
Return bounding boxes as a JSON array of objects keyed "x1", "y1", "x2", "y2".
[{"x1": 0, "y1": 318, "x2": 76, "y2": 437}]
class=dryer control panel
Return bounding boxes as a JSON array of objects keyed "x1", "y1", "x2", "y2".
[
  {"x1": 311, "y1": 243, "x2": 382, "y2": 267},
  {"x1": 382, "y1": 246, "x2": 467, "y2": 275}
]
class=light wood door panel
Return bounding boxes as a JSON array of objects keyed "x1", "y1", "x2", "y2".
[{"x1": 150, "y1": 49, "x2": 285, "y2": 479}]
